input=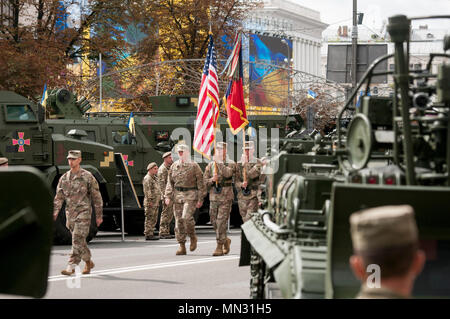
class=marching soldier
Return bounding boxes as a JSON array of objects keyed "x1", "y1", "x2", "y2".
[
  {"x1": 53, "y1": 150, "x2": 103, "y2": 276},
  {"x1": 165, "y1": 144, "x2": 206, "y2": 255},
  {"x1": 0, "y1": 157, "x2": 8, "y2": 167},
  {"x1": 157, "y1": 151, "x2": 175, "y2": 239},
  {"x1": 235, "y1": 141, "x2": 262, "y2": 223},
  {"x1": 204, "y1": 142, "x2": 235, "y2": 256},
  {"x1": 349, "y1": 205, "x2": 425, "y2": 299},
  {"x1": 143, "y1": 162, "x2": 162, "y2": 240}
]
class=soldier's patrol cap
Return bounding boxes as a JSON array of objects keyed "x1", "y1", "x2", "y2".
[
  {"x1": 350, "y1": 205, "x2": 419, "y2": 253},
  {"x1": 0, "y1": 157, "x2": 8, "y2": 165},
  {"x1": 216, "y1": 142, "x2": 227, "y2": 149},
  {"x1": 176, "y1": 144, "x2": 189, "y2": 152},
  {"x1": 162, "y1": 151, "x2": 172, "y2": 159},
  {"x1": 147, "y1": 162, "x2": 157, "y2": 170},
  {"x1": 67, "y1": 150, "x2": 82, "y2": 159},
  {"x1": 244, "y1": 141, "x2": 255, "y2": 150}
]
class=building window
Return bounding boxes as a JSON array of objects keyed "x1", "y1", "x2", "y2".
[{"x1": 414, "y1": 63, "x2": 422, "y2": 70}]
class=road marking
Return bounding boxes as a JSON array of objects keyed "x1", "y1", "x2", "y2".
[{"x1": 48, "y1": 256, "x2": 240, "y2": 282}]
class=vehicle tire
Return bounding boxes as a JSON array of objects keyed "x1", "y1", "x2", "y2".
[
  {"x1": 250, "y1": 248, "x2": 266, "y2": 299},
  {"x1": 53, "y1": 203, "x2": 98, "y2": 245}
]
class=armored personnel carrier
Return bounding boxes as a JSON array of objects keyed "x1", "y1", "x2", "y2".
[{"x1": 242, "y1": 14, "x2": 450, "y2": 299}]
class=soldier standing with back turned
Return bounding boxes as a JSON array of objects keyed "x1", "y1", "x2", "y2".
[
  {"x1": 53, "y1": 150, "x2": 103, "y2": 276},
  {"x1": 235, "y1": 141, "x2": 262, "y2": 223},
  {"x1": 349, "y1": 205, "x2": 425, "y2": 298},
  {"x1": 157, "y1": 152, "x2": 175, "y2": 239},
  {"x1": 165, "y1": 144, "x2": 206, "y2": 255},
  {"x1": 204, "y1": 142, "x2": 235, "y2": 256},
  {"x1": 143, "y1": 162, "x2": 161, "y2": 240}
]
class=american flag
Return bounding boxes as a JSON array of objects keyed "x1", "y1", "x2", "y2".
[{"x1": 193, "y1": 34, "x2": 220, "y2": 159}]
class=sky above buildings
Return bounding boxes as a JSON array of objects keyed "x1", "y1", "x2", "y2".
[{"x1": 295, "y1": 0, "x2": 450, "y2": 34}]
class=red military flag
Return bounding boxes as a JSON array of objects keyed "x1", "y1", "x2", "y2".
[
  {"x1": 223, "y1": 31, "x2": 248, "y2": 134},
  {"x1": 193, "y1": 34, "x2": 220, "y2": 159}
]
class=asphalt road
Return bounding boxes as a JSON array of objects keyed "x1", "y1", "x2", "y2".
[{"x1": 36, "y1": 226, "x2": 251, "y2": 299}]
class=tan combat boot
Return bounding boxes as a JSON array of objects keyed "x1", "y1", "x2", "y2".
[
  {"x1": 82, "y1": 260, "x2": 95, "y2": 275},
  {"x1": 190, "y1": 235, "x2": 197, "y2": 251},
  {"x1": 212, "y1": 243, "x2": 224, "y2": 256},
  {"x1": 176, "y1": 243, "x2": 187, "y2": 255},
  {"x1": 223, "y1": 237, "x2": 231, "y2": 255},
  {"x1": 61, "y1": 264, "x2": 75, "y2": 276}
]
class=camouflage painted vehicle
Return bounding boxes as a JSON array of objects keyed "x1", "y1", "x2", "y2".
[
  {"x1": 0, "y1": 88, "x2": 290, "y2": 243},
  {"x1": 0, "y1": 166, "x2": 53, "y2": 298},
  {"x1": 0, "y1": 90, "x2": 119, "y2": 245},
  {"x1": 242, "y1": 14, "x2": 450, "y2": 299}
]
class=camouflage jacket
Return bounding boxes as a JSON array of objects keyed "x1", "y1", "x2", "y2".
[
  {"x1": 165, "y1": 160, "x2": 206, "y2": 203},
  {"x1": 235, "y1": 160, "x2": 262, "y2": 200},
  {"x1": 204, "y1": 160, "x2": 236, "y2": 202},
  {"x1": 53, "y1": 168, "x2": 103, "y2": 220},
  {"x1": 157, "y1": 163, "x2": 171, "y2": 197},
  {"x1": 143, "y1": 173, "x2": 162, "y2": 206}
]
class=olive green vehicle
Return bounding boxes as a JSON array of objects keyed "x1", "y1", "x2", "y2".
[
  {"x1": 0, "y1": 166, "x2": 53, "y2": 298},
  {"x1": 0, "y1": 88, "x2": 290, "y2": 244},
  {"x1": 0, "y1": 91, "x2": 118, "y2": 245},
  {"x1": 242, "y1": 14, "x2": 450, "y2": 299}
]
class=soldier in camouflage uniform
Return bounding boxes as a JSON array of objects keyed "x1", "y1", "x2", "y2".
[
  {"x1": 235, "y1": 141, "x2": 262, "y2": 223},
  {"x1": 204, "y1": 142, "x2": 235, "y2": 256},
  {"x1": 53, "y1": 150, "x2": 103, "y2": 276},
  {"x1": 157, "y1": 152, "x2": 175, "y2": 239},
  {"x1": 143, "y1": 162, "x2": 161, "y2": 240},
  {"x1": 349, "y1": 205, "x2": 425, "y2": 299},
  {"x1": 165, "y1": 144, "x2": 206, "y2": 255}
]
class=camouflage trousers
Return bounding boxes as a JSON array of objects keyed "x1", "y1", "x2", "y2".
[
  {"x1": 209, "y1": 201, "x2": 232, "y2": 245},
  {"x1": 238, "y1": 198, "x2": 259, "y2": 223},
  {"x1": 173, "y1": 201, "x2": 197, "y2": 244},
  {"x1": 159, "y1": 202, "x2": 174, "y2": 236},
  {"x1": 66, "y1": 211, "x2": 91, "y2": 265},
  {"x1": 144, "y1": 203, "x2": 160, "y2": 236}
]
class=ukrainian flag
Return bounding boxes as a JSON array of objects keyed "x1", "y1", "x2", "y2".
[
  {"x1": 307, "y1": 89, "x2": 317, "y2": 99},
  {"x1": 40, "y1": 84, "x2": 48, "y2": 107},
  {"x1": 127, "y1": 112, "x2": 136, "y2": 136}
]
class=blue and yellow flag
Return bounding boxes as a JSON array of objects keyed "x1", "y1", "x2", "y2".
[
  {"x1": 127, "y1": 112, "x2": 136, "y2": 136},
  {"x1": 307, "y1": 89, "x2": 317, "y2": 99},
  {"x1": 40, "y1": 84, "x2": 48, "y2": 107}
]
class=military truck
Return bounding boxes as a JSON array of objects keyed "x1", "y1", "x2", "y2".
[
  {"x1": 1, "y1": 88, "x2": 290, "y2": 243},
  {"x1": 0, "y1": 90, "x2": 136, "y2": 244},
  {"x1": 241, "y1": 14, "x2": 450, "y2": 299},
  {"x1": 45, "y1": 91, "x2": 288, "y2": 229}
]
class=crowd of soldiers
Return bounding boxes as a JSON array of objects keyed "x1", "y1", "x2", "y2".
[
  {"x1": 146, "y1": 140, "x2": 264, "y2": 257},
  {"x1": 52, "y1": 140, "x2": 265, "y2": 276}
]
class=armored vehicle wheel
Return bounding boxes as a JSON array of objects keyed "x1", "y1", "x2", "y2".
[
  {"x1": 53, "y1": 203, "x2": 98, "y2": 245},
  {"x1": 250, "y1": 248, "x2": 266, "y2": 299}
]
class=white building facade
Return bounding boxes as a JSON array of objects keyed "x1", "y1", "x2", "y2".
[{"x1": 245, "y1": 0, "x2": 328, "y2": 77}]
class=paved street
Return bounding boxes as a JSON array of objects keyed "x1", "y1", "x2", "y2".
[{"x1": 27, "y1": 226, "x2": 250, "y2": 299}]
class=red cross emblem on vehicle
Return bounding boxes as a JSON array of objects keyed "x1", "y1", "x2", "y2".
[
  {"x1": 123, "y1": 155, "x2": 134, "y2": 167},
  {"x1": 12, "y1": 132, "x2": 31, "y2": 152}
]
